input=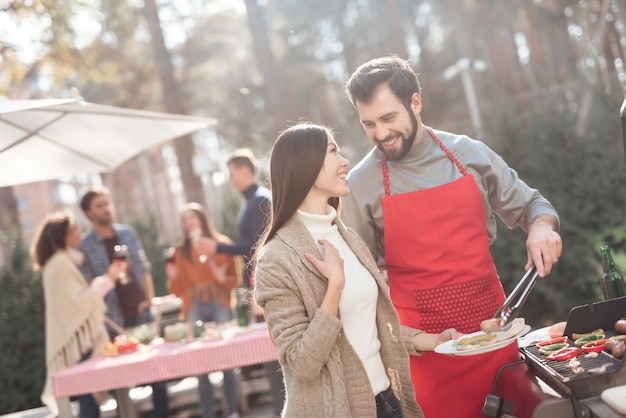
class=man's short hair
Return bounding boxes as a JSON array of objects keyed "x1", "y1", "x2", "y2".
[
  {"x1": 79, "y1": 186, "x2": 110, "y2": 214},
  {"x1": 345, "y1": 55, "x2": 421, "y2": 111},
  {"x1": 226, "y1": 148, "x2": 258, "y2": 175}
]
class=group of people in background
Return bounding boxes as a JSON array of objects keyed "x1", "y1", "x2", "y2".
[
  {"x1": 32, "y1": 54, "x2": 562, "y2": 418},
  {"x1": 33, "y1": 149, "x2": 285, "y2": 418},
  {"x1": 34, "y1": 185, "x2": 170, "y2": 418}
]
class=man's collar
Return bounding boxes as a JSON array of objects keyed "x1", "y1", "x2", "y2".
[
  {"x1": 243, "y1": 183, "x2": 259, "y2": 199},
  {"x1": 89, "y1": 224, "x2": 119, "y2": 241}
]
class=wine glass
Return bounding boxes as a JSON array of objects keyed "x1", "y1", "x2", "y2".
[
  {"x1": 163, "y1": 246, "x2": 176, "y2": 264},
  {"x1": 113, "y1": 244, "x2": 130, "y2": 285},
  {"x1": 188, "y1": 229, "x2": 208, "y2": 263}
]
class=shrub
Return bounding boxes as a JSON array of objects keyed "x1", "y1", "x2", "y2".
[{"x1": 0, "y1": 234, "x2": 46, "y2": 414}]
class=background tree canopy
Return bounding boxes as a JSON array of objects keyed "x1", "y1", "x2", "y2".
[{"x1": 1, "y1": 0, "x2": 626, "y2": 413}]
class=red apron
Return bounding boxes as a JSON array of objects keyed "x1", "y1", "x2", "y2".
[{"x1": 382, "y1": 129, "x2": 520, "y2": 418}]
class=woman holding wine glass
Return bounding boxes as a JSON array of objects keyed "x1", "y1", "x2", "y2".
[
  {"x1": 165, "y1": 202, "x2": 242, "y2": 418},
  {"x1": 31, "y1": 211, "x2": 124, "y2": 418}
]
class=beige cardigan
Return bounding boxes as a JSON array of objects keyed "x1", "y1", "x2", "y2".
[
  {"x1": 255, "y1": 214, "x2": 424, "y2": 418},
  {"x1": 40, "y1": 249, "x2": 110, "y2": 415}
]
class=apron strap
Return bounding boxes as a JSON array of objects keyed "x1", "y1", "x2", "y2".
[
  {"x1": 382, "y1": 153, "x2": 391, "y2": 197},
  {"x1": 381, "y1": 128, "x2": 469, "y2": 199},
  {"x1": 426, "y1": 128, "x2": 469, "y2": 176}
]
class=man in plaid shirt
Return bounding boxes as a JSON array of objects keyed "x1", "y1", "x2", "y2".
[{"x1": 78, "y1": 186, "x2": 168, "y2": 418}]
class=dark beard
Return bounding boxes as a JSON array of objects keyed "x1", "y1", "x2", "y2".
[
  {"x1": 376, "y1": 110, "x2": 418, "y2": 161},
  {"x1": 95, "y1": 215, "x2": 113, "y2": 227}
]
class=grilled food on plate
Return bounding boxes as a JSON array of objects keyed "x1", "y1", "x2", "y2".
[
  {"x1": 480, "y1": 317, "x2": 503, "y2": 333},
  {"x1": 456, "y1": 318, "x2": 526, "y2": 351}
]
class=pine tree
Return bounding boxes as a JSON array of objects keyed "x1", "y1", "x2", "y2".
[{"x1": 0, "y1": 233, "x2": 46, "y2": 414}]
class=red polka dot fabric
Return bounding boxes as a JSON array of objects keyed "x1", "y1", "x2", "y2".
[{"x1": 413, "y1": 276, "x2": 497, "y2": 334}]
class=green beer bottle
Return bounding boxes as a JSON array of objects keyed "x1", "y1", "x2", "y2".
[
  {"x1": 235, "y1": 288, "x2": 249, "y2": 327},
  {"x1": 600, "y1": 246, "x2": 625, "y2": 300}
]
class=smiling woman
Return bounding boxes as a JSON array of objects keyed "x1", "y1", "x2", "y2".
[{"x1": 253, "y1": 122, "x2": 425, "y2": 418}]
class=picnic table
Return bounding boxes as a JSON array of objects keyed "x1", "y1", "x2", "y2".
[{"x1": 52, "y1": 324, "x2": 277, "y2": 418}]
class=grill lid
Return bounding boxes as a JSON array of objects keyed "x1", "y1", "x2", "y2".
[{"x1": 563, "y1": 296, "x2": 626, "y2": 339}]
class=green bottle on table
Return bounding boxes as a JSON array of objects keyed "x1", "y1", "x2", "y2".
[
  {"x1": 236, "y1": 288, "x2": 249, "y2": 327},
  {"x1": 600, "y1": 245, "x2": 625, "y2": 300}
]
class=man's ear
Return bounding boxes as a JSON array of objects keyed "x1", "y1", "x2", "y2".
[{"x1": 410, "y1": 92, "x2": 422, "y2": 114}]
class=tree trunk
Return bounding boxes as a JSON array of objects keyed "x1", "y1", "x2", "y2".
[
  {"x1": 523, "y1": 2, "x2": 580, "y2": 89},
  {"x1": 384, "y1": 0, "x2": 409, "y2": 58},
  {"x1": 142, "y1": 0, "x2": 207, "y2": 208},
  {"x1": 482, "y1": 3, "x2": 530, "y2": 107},
  {"x1": 0, "y1": 186, "x2": 19, "y2": 268},
  {"x1": 243, "y1": 0, "x2": 292, "y2": 137}
]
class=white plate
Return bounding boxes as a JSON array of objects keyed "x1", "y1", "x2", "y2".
[
  {"x1": 517, "y1": 326, "x2": 551, "y2": 347},
  {"x1": 434, "y1": 325, "x2": 531, "y2": 356},
  {"x1": 601, "y1": 385, "x2": 626, "y2": 415}
]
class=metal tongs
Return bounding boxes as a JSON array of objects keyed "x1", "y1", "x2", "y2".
[{"x1": 493, "y1": 265, "x2": 538, "y2": 331}]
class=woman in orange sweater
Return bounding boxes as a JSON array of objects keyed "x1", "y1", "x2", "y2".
[{"x1": 166, "y1": 202, "x2": 241, "y2": 418}]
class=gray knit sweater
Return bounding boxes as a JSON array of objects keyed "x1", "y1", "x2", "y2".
[
  {"x1": 255, "y1": 214, "x2": 423, "y2": 418},
  {"x1": 342, "y1": 127, "x2": 560, "y2": 265}
]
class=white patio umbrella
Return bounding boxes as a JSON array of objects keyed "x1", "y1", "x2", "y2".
[{"x1": 0, "y1": 98, "x2": 216, "y2": 187}]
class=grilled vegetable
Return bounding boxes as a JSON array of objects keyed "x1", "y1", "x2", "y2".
[
  {"x1": 611, "y1": 341, "x2": 626, "y2": 359},
  {"x1": 574, "y1": 333, "x2": 605, "y2": 347},
  {"x1": 538, "y1": 342, "x2": 569, "y2": 355},
  {"x1": 546, "y1": 346, "x2": 582, "y2": 361},
  {"x1": 454, "y1": 333, "x2": 496, "y2": 351},
  {"x1": 581, "y1": 339, "x2": 608, "y2": 353},
  {"x1": 572, "y1": 329, "x2": 605, "y2": 341},
  {"x1": 605, "y1": 340, "x2": 616, "y2": 352},
  {"x1": 536, "y1": 336, "x2": 569, "y2": 348}
]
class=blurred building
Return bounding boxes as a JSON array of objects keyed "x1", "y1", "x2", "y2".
[{"x1": 11, "y1": 150, "x2": 187, "y2": 253}]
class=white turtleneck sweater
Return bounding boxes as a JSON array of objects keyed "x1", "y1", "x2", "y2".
[{"x1": 297, "y1": 206, "x2": 390, "y2": 395}]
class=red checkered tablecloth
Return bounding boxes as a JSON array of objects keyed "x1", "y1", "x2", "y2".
[{"x1": 52, "y1": 326, "x2": 278, "y2": 398}]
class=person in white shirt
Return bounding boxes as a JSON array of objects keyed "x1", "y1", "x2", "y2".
[{"x1": 254, "y1": 122, "x2": 457, "y2": 418}]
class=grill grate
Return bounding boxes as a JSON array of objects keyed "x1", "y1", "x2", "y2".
[
  {"x1": 521, "y1": 343, "x2": 625, "y2": 399},
  {"x1": 523, "y1": 344, "x2": 621, "y2": 382}
]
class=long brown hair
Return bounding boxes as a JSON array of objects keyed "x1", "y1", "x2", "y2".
[
  {"x1": 178, "y1": 202, "x2": 231, "y2": 262},
  {"x1": 30, "y1": 212, "x2": 72, "y2": 270},
  {"x1": 256, "y1": 123, "x2": 338, "y2": 253}
]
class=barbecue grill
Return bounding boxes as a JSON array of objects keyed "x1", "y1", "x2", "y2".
[
  {"x1": 484, "y1": 296, "x2": 626, "y2": 418},
  {"x1": 482, "y1": 87, "x2": 626, "y2": 418}
]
